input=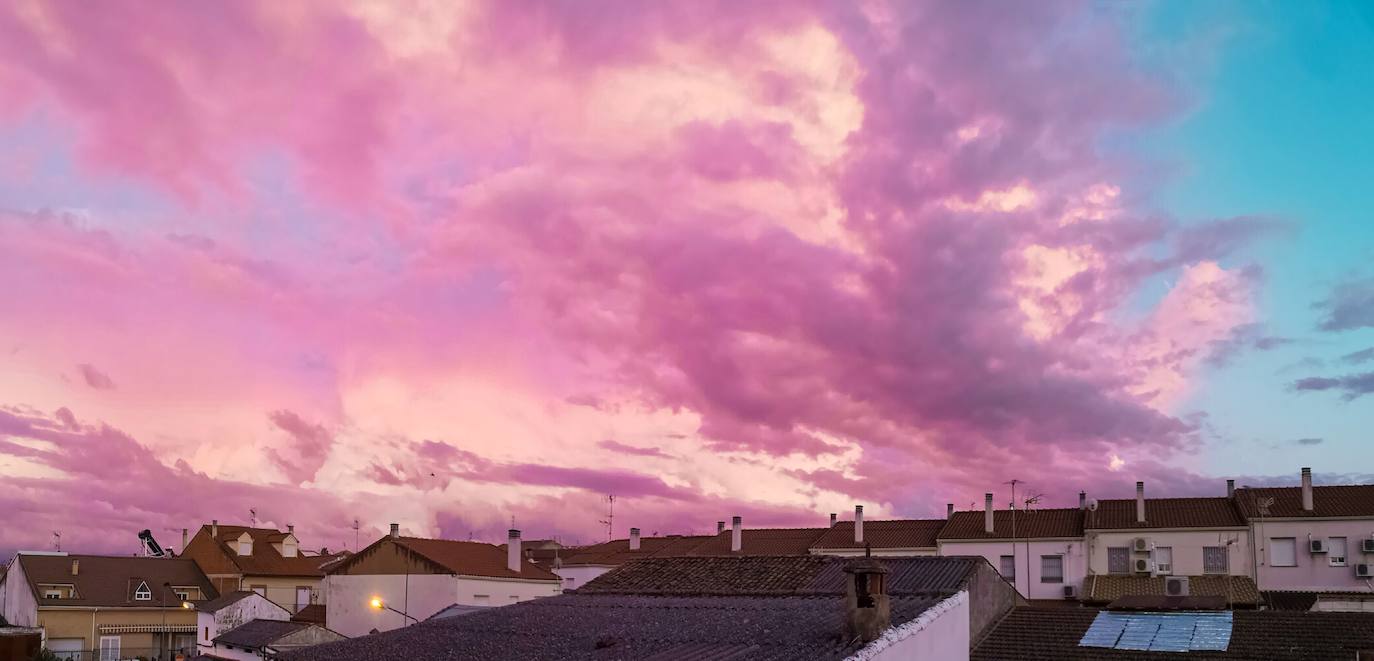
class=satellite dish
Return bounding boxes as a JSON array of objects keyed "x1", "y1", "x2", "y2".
[{"x1": 1087, "y1": 498, "x2": 1099, "y2": 512}]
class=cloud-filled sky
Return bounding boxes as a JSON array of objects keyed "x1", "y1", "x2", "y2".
[{"x1": 2, "y1": 1, "x2": 1373, "y2": 556}]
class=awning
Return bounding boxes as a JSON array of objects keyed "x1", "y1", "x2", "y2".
[{"x1": 97, "y1": 624, "x2": 197, "y2": 634}]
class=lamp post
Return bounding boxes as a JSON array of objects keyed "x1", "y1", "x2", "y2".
[
  {"x1": 161, "y1": 582, "x2": 171, "y2": 661},
  {"x1": 369, "y1": 597, "x2": 419, "y2": 625}
]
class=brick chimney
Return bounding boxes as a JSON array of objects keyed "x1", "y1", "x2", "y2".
[
  {"x1": 854, "y1": 505, "x2": 864, "y2": 544},
  {"x1": 1136, "y1": 481, "x2": 1146, "y2": 524},
  {"x1": 830, "y1": 513, "x2": 838, "y2": 528},
  {"x1": 1226, "y1": 479, "x2": 1235, "y2": 498},
  {"x1": 629, "y1": 527, "x2": 641, "y2": 551},
  {"x1": 389, "y1": 523, "x2": 399, "y2": 539},
  {"x1": 508, "y1": 529, "x2": 522, "y2": 573},
  {"x1": 1079, "y1": 491, "x2": 1087, "y2": 510},
  {"x1": 71, "y1": 559, "x2": 79, "y2": 576},
  {"x1": 984, "y1": 493, "x2": 994, "y2": 534},
  {"x1": 731, "y1": 516, "x2": 742, "y2": 552},
  {"x1": 1302, "y1": 467, "x2": 1314, "y2": 512},
  {"x1": 717, "y1": 521, "x2": 725, "y2": 534},
  {"x1": 842, "y1": 552, "x2": 891, "y2": 643},
  {"x1": 946, "y1": 503, "x2": 954, "y2": 519}
]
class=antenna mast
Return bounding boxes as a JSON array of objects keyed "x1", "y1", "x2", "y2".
[
  {"x1": 52, "y1": 531, "x2": 61, "y2": 552},
  {"x1": 249, "y1": 508, "x2": 257, "y2": 527},
  {"x1": 597, "y1": 494, "x2": 616, "y2": 541}
]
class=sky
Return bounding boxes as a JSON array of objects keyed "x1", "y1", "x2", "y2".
[{"x1": 1, "y1": 0, "x2": 1373, "y2": 557}]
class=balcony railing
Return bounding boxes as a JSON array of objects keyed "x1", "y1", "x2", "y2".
[{"x1": 46, "y1": 646, "x2": 194, "y2": 661}]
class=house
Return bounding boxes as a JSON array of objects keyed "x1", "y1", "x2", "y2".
[
  {"x1": 1083, "y1": 481, "x2": 1256, "y2": 604},
  {"x1": 971, "y1": 605, "x2": 1374, "y2": 659},
  {"x1": 194, "y1": 590, "x2": 290, "y2": 652},
  {"x1": 322, "y1": 526, "x2": 562, "y2": 637},
  {"x1": 200, "y1": 618, "x2": 344, "y2": 660},
  {"x1": 180, "y1": 521, "x2": 344, "y2": 614},
  {"x1": 1, "y1": 552, "x2": 216, "y2": 660},
  {"x1": 279, "y1": 554, "x2": 1023, "y2": 661},
  {"x1": 811, "y1": 506, "x2": 944, "y2": 557},
  {"x1": 1236, "y1": 467, "x2": 1374, "y2": 593},
  {"x1": 938, "y1": 494, "x2": 1086, "y2": 601}
]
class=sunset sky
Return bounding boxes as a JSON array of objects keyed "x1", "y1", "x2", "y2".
[{"x1": 2, "y1": 1, "x2": 1373, "y2": 556}]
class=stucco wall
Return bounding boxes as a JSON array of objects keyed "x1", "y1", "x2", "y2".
[
  {"x1": 553, "y1": 565, "x2": 613, "y2": 590},
  {"x1": 325, "y1": 573, "x2": 561, "y2": 637},
  {"x1": 37, "y1": 608, "x2": 198, "y2": 652},
  {"x1": 939, "y1": 541, "x2": 1085, "y2": 600},
  {"x1": 239, "y1": 575, "x2": 324, "y2": 611},
  {"x1": 2, "y1": 558, "x2": 37, "y2": 627},
  {"x1": 963, "y1": 560, "x2": 1021, "y2": 644},
  {"x1": 847, "y1": 590, "x2": 969, "y2": 661},
  {"x1": 1086, "y1": 529, "x2": 1251, "y2": 577},
  {"x1": 197, "y1": 593, "x2": 290, "y2": 647},
  {"x1": 205, "y1": 642, "x2": 262, "y2": 661},
  {"x1": 1253, "y1": 519, "x2": 1374, "y2": 590}
]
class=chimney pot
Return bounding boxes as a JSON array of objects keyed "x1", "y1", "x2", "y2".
[
  {"x1": 1136, "y1": 481, "x2": 1146, "y2": 523},
  {"x1": 830, "y1": 513, "x2": 838, "y2": 528},
  {"x1": 629, "y1": 527, "x2": 641, "y2": 551},
  {"x1": 508, "y1": 529, "x2": 521, "y2": 573},
  {"x1": 211, "y1": 520, "x2": 218, "y2": 538},
  {"x1": 854, "y1": 505, "x2": 865, "y2": 544},
  {"x1": 716, "y1": 521, "x2": 725, "y2": 534},
  {"x1": 1226, "y1": 479, "x2": 1235, "y2": 498},
  {"x1": 1079, "y1": 491, "x2": 1087, "y2": 510},
  {"x1": 287, "y1": 524, "x2": 294, "y2": 534},
  {"x1": 389, "y1": 523, "x2": 399, "y2": 539},
  {"x1": 1302, "y1": 467, "x2": 1314, "y2": 512},
  {"x1": 984, "y1": 493, "x2": 994, "y2": 534},
  {"x1": 71, "y1": 559, "x2": 79, "y2": 576},
  {"x1": 842, "y1": 555, "x2": 891, "y2": 643},
  {"x1": 946, "y1": 503, "x2": 954, "y2": 520},
  {"x1": 731, "y1": 516, "x2": 742, "y2": 553}
]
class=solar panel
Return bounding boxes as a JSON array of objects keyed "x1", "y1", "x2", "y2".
[{"x1": 1077, "y1": 611, "x2": 1232, "y2": 652}]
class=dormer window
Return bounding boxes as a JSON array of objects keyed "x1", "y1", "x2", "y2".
[
  {"x1": 236, "y1": 532, "x2": 253, "y2": 556},
  {"x1": 134, "y1": 581, "x2": 152, "y2": 601}
]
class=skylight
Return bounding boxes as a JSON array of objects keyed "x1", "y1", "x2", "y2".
[{"x1": 1079, "y1": 611, "x2": 1232, "y2": 653}]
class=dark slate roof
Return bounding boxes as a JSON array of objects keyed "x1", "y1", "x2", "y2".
[
  {"x1": 684, "y1": 528, "x2": 829, "y2": 556},
  {"x1": 1264, "y1": 591, "x2": 1320, "y2": 611},
  {"x1": 939, "y1": 508, "x2": 1084, "y2": 540},
  {"x1": 972, "y1": 607, "x2": 1374, "y2": 660},
  {"x1": 279, "y1": 593, "x2": 948, "y2": 661},
  {"x1": 213, "y1": 619, "x2": 311, "y2": 649},
  {"x1": 810, "y1": 520, "x2": 945, "y2": 550},
  {"x1": 1234, "y1": 485, "x2": 1374, "y2": 519},
  {"x1": 1081, "y1": 575, "x2": 1261, "y2": 606},
  {"x1": 1085, "y1": 497, "x2": 1247, "y2": 530},
  {"x1": 17, "y1": 554, "x2": 218, "y2": 608},
  {"x1": 576, "y1": 555, "x2": 984, "y2": 597}
]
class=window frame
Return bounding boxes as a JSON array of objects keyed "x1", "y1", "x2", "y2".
[
  {"x1": 1270, "y1": 537, "x2": 1298, "y2": 567},
  {"x1": 999, "y1": 555, "x2": 1016, "y2": 580},
  {"x1": 1107, "y1": 547, "x2": 1131, "y2": 574},
  {"x1": 1154, "y1": 546, "x2": 1174, "y2": 574},
  {"x1": 99, "y1": 635, "x2": 121, "y2": 661},
  {"x1": 1329, "y1": 537, "x2": 1348, "y2": 567},
  {"x1": 1040, "y1": 555, "x2": 1064, "y2": 584},
  {"x1": 1203, "y1": 546, "x2": 1229, "y2": 574},
  {"x1": 134, "y1": 582, "x2": 152, "y2": 601}
]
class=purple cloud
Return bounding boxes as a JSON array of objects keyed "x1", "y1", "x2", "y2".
[{"x1": 76, "y1": 363, "x2": 115, "y2": 390}]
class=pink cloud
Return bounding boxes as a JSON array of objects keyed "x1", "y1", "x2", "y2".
[{"x1": 76, "y1": 363, "x2": 115, "y2": 390}]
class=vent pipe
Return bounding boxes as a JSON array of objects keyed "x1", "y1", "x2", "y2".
[
  {"x1": 181, "y1": 528, "x2": 189, "y2": 553},
  {"x1": 1136, "y1": 482, "x2": 1146, "y2": 523},
  {"x1": 1302, "y1": 467, "x2": 1314, "y2": 512},
  {"x1": 1079, "y1": 491, "x2": 1087, "y2": 510},
  {"x1": 984, "y1": 493, "x2": 994, "y2": 534},
  {"x1": 507, "y1": 530, "x2": 521, "y2": 573},
  {"x1": 211, "y1": 520, "x2": 218, "y2": 538},
  {"x1": 854, "y1": 505, "x2": 864, "y2": 544}
]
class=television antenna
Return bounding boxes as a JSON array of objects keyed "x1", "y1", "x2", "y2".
[
  {"x1": 598, "y1": 494, "x2": 616, "y2": 541},
  {"x1": 249, "y1": 508, "x2": 257, "y2": 526},
  {"x1": 52, "y1": 531, "x2": 61, "y2": 552}
]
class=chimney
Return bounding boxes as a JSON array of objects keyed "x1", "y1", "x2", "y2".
[
  {"x1": 389, "y1": 523, "x2": 399, "y2": 539},
  {"x1": 1302, "y1": 467, "x2": 1314, "y2": 512},
  {"x1": 731, "y1": 516, "x2": 742, "y2": 552},
  {"x1": 211, "y1": 519, "x2": 218, "y2": 538},
  {"x1": 629, "y1": 528, "x2": 641, "y2": 551},
  {"x1": 946, "y1": 503, "x2": 954, "y2": 520},
  {"x1": 830, "y1": 513, "x2": 838, "y2": 528},
  {"x1": 854, "y1": 505, "x2": 865, "y2": 544},
  {"x1": 717, "y1": 521, "x2": 725, "y2": 534},
  {"x1": 842, "y1": 553, "x2": 891, "y2": 643},
  {"x1": 1226, "y1": 479, "x2": 1235, "y2": 498},
  {"x1": 1136, "y1": 481, "x2": 1146, "y2": 523},
  {"x1": 508, "y1": 530, "x2": 521, "y2": 573},
  {"x1": 71, "y1": 559, "x2": 79, "y2": 576},
  {"x1": 1079, "y1": 491, "x2": 1087, "y2": 510},
  {"x1": 181, "y1": 528, "x2": 188, "y2": 553},
  {"x1": 984, "y1": 493, "x2": 994, "y2": 534},
  {"x1": 287, "y1": 524, "x2": 294, "y2": 535}
]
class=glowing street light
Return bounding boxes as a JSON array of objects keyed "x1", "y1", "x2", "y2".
[{"x1": 367, "y1": 597, "x2": 417, "y2": 624}]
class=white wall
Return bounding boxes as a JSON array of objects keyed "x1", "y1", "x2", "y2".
[
  {"x1": 203, "y1": 643, "x2": 261, "y2": 661},
  {"x1": 325, "y1": 573, "x2": 561, "y2": 637},
  {"x1": 1087, "y1": 529, "x2": 1251, "y2": 577},
  {"x1": 939, "y1": 540, "x2": 1084, "y2": 600},
  {"x1": 1253, "y1": 519, "x2": 1374, "y2": 590},
  {"x1": 812, "y1": 548, "x2": 940, "y2": 558},
  {"x1": 552, "y1": 565, "x2": 613, "y2": 590},
  {"x1": 1, "y1": 557, "x2": 38, "y2": 627},
  {"x1": 197, "y1": 594, "x2": 290, "y2": 649},
  {"x1": 846, "y1": 590, "x2": 969, "y2": 661}
]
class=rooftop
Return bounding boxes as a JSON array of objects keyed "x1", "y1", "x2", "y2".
[
  {"x1": 196, "y1": 590, "x2": 287, "y2": 614},
  {"x1": 329, "y1": 536, "x2": 561, "y2": 582},
  {"x1": 684, "y1": 527, "x2": 829, "y2": 556},
  {"x1": 1234, "y1": 484, "x2": 1374, "y2": 519},
  {"x1": 17, "y1": 553, "x2": 217, "y2": 608},
  {"x1": 213, "y1": 618, "x2": 312, "y2": 649},
  {"x1": 938, "y1": 508, "x2": 1084, "y2": 540},
  {"x1": 195, "y1": 524, "x2": 345, "y2": 577},
  {"x1": 575, "y1": 555, "x2": 984, "y2": 597},
  {"x1": 810, "y1": 519, "x2": 945, "y2": 550},
  {"x1": 1081, "y1": 575, "x2": 1261, "y2": 607},
  {"x1": 1085, "y1": 497, "x2": 1247, "y2": 530},
  {"x1": 559, "y1": 535, "x2": 713, "y2": 566}
]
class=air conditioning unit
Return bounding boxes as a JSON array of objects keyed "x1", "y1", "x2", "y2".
[
  {"x1": 1358, "y1": 564, "x2": 1374, "y2": 578},
  {"x1": 1362, "y1": 539, "x2": 1374, "y2": 554},
  {"x1": 1134, "y1": 558, "x2": 1152, "y2": 574},
  {"x1": 1165, "y1": 576, "x2": 1190, "y2": 597},
  {"x1": 1133, "y1": 538, "x2": 1150, "y2": 553},
  {"x1": 1310, "y1": 539, "x2": 1327, "y2": 554},
  {"x1": 1063, "y1": 585, "x2": 1076, "y2": 599}
]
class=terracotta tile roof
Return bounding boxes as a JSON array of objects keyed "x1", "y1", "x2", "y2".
[
  {"x1": 193, "y1": 525, "x2": 342, "y2": 577},
  {"x1": 1106, "y1": 595, "x2": 1229, "y2": 610},
  {"x1": 1234, "y1": 484, "x2": 1374, "y2": 518},
  {"x1": 559, "y1": 535, "x2": 712, "y2": 566},
  {"x1": 684, "y1": 528, "x2": 829, "y2": 556},
  {"x1": 290, "y1": 604, "x2": 326, "y2": 624},
  {"x1": 972, "y1": 607, "x2": 1374, "y2": 660},
  {"x1": 17, "y1": 553, "x2": 218, "y2": 608},
  {"x1": 578, "y1": 555, "x2": 986, "y2": 597},
  {"x1": 331, "y1": 537, "x2": 561, "y2": 581},
  {"x1": 938, "y1": 508, "x2": 1084, "y2": 540},
  {"x1": 809, "y1": 519, "x2": 945, "y2": 550},
  {"x1": 1081, "y1": 575, "x2": 1260, "y2": 606},
  {"x1": 1085, "y1": 497, "x2": 1247, "y2": 530}
]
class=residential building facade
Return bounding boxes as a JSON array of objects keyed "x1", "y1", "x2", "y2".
[
  {"x1": 1238, "y1": 469, "x2": 1374, "y2": 592},
  {"x1": 809, "y1": 506, "x2": 944, "y2": 557},
  {"x1": 194, "y1": 590, "x2": 290, "y2": 652},
  {"x1": 937, "y1": 496, "x2": 1086, "y2": 601},
  {"x1": 180, "y1": 521, "x2": 344, "y2": 615}
]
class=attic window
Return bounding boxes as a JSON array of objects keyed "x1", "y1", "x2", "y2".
[
  {"x1": 238, "y1": 537, "x2": 253, "y2": 556},
  {"x1": 134, "y1": 582, "x2": 152, "y2": 601}
]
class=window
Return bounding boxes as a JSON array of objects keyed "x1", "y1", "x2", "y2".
[
  {"x1": 999, "y1": 555, "x2": 1015, "y2": 579},
  {"x1": 1270, "y1": 538, "x2": 1297, "y2": 567},
  {"x1": 99, "y1": 636, "x2": 121, "y2": 661},
  {"x1": 251, "y1": 585, "x2": 267, "y2": 597},
  {"x1": 174, "y1": 589, "x2": 190, "y2": 601},
  {"x1": 238, "y1": 540, "x2": 252, "y2": 555},
  {"x1": 44, "y1": 589, "x2": 61, "y2": 599},
  {"x1": 1203, "y1": 546, "x2": 1228, "y2": 574},
  {"x1": 1154, "y1": 547, "x2": 1173, "y2": 574},
  {"x1": 473, "y1": 594, "x2": 490, "y2": 606},
  {"x1": 1040, "y1": 555, "x2": 1064, "y2": 583},
  {"x1": 134, "y1": 581, "x2": 152, "y2": 601},
  {"x1": 296, "y1": 586, "x2": 312, "y2": 611},
  {"x1": 1107, "y1": 547, "x2": 1131, "y2": 574},
  {"x1": 1330, "y1": 537, "x2": 1348, "y2": 566}
]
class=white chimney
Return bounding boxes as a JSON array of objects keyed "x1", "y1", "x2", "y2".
[
  {"x1": 211, "y1": 519, "x2": 218, "y2": 538},
  {"x1": 287, "y1": 524, "x2": 294, "y2": 535},
  {"x1": 854, "y1": 505, "x2": 864, "y2": 544},
  {"x1": 984, "y1": 493, "x2": 994, "y2": 534},
  {"x1": 731, "y1": 516, "x2": 742, "y2": 552},
  {"x1": 71, "y1": 559, "x2": 79, "y2": 576},
  {"x1": 1079, "y1": 491, "x2": 1087, "y2": 510},
  {"x1": 629, "y1": 527, "x2": 641, "y2": 551},
  {"x1": 946, "y1": 503, "x2": 954, "y2": 520},
  {"x1": 508, "y1": 529, "x2": 522, "y2": 572},
  {"x1": 1302, "y1": 467, "x2": 1314, "y2": 512},
  {"x1": 389, "y1": 523, "x2": 399, "y2": 539},
  {"x1": 1226, "y1": 479, "x2": 1235, "y2": 498},
  {"x1": 181, "y1": 528, "x2": 188, "y2": 553},
  {"x1": 1136, "y1": 481, "x2": 1146, "y2": 523},
  {"x1": 830, "y1": 513, "x2": 838, "y2": 528}
]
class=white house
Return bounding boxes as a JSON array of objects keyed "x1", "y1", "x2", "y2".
[
  {"x1": 195, "y1": 590, "x2": 290, "y2": 651},
  {"x1": 937, "y1": 494, "x2": 1087, "y2": 601},
  {"x1": 1238, "y1": 468, "x2": 1374, "y2": 595}
]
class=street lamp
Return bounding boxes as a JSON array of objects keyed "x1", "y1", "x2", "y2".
[{"x1": 368, "y1": 597, "x2": 419, "y2": 625}]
